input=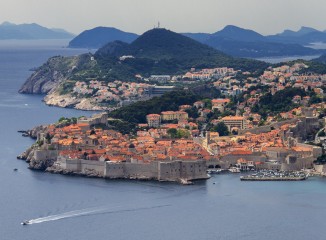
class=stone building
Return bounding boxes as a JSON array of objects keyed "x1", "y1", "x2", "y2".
[
  {"x1": 146, "y1": 114, "x2": 161, "y2": 128},
  {"x1": 161, "y1": 111, "x2": 188, "y2": 121},
  {"x1": 221, "y1": 116, "x2": 248, "y2": 131},
  {"x1": 77, "y1": 112, "x2": 108, "y2": 126},
  {"x1": 211, "y1": 98, "x2": 230, "y2": 112}
]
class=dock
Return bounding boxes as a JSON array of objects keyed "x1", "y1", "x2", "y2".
[
  {"x1": 240, "y1": 170, "x2": 308, "y2": 181},
  {"x1": 240, "y1": 176, "x2": 307, "y2": 181}
]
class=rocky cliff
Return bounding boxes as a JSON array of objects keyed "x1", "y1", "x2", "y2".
[
  {"x1": 18, "y1": 52, "x2": 107, "y2": 110},
  {"x1": 19, "y1": 53, "x2": 94, "y2": 94},
  {"x1": 17, "y1": 125, "x2": 53, "y2": 170},
  {"x1": 17, "y1": 146, "x2": 55, "y2": 170},
  {"x1": 44, "y1": 91, "x2": 109, "y2": 110},
  {"x1": 19, "y1": 56, "x2": 72, "y2": 94}
]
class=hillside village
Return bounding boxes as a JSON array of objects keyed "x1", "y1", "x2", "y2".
[{"x1": 68, "y1": 62, "x2": 324, "y2": 114}]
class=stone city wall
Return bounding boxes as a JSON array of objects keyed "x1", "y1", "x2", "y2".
[
  {"x1": 220, "y1": 153, "x2": 267, "y2": 166},
  {"x1": 34, "y1": 150, "x2": 58, "y2": 161},
  {"x1": 61, "y1": 158, "x2": 208, "y2": 182}
]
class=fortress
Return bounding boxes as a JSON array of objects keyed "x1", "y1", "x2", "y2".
[{"x1": 48, "y1": 155, "x2": 209, "y2": 183}]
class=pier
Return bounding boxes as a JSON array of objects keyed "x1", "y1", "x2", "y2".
[{"x1": 240, "y1": 170, "x2": 308, "y2": 181}]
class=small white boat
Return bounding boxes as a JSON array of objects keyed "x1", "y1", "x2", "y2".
[
  {"x1": 228, "y1": 167, "x2": 241, "y2": 173},
  {"x1": 21, "y1": 220, "x2": 30, "y2": 225}
]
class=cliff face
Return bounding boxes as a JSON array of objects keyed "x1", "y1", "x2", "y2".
[
  {"x1": 19, "y1": 56, "x2": 71, "y2": 94},
  {"x1": 19, "y1": 53, "x2": 94, "y2": 94}
]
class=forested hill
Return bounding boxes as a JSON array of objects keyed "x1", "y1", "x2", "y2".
[
  {"x1": 20, "y1": 28, "x2": 269, "y2": 94},
  {"x1": 95, "y1": 28, "x2": 268, "y2": 77},
  {"x1": 68, "y1": 27, "x2": 138, "y2": 48}
]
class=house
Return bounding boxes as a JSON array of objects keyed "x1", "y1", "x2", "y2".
[
  {"x1": 146, "y1": 114, "x2": 161, "y2": 128},
  {"x1": 193, "y1": 101, "x2": 204, "y2": 108},
  {"x1": 211, "y1": 99, "x2": 230, "y2": 112}
]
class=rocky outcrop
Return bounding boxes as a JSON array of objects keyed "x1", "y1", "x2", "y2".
[
  {"x1": 19, "y1": 56, "x2": 72, "y2": 94},
  {"x1": 18, "y1": 52, "x2": 108, "y2": 111},
  {"x1": 44, "y1": 91, "x2": 108, "y2": 110},
  {"x1": 18, "y1": 146, "x2": 56, "y2": 170},
  {"x1": 19, "y1": 53, "x2": 94, "y2": 94},
  {"x1": 28, "y1": 125, "x2": 48, "y2": 139},
  {"x1": 29, "y1": 158, "x2": 55, "y2": 170},
  {"x1": 17, "y1": 125, "x2": 48, "y2": 139},
  {"x1": 17, "y1": 147, "x2": 34, "y2": 161},
  {"x1": 46, "y1": 165, "x2": 102, "y2": 178}
]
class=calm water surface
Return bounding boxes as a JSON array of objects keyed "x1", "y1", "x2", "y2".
[{"x1": 0, "y1": 40, "x2": 326, "y2": 240}]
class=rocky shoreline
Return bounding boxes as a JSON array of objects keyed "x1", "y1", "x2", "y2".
[
  {"x1": 18, "y1": 53, "x2": 107, "y2": 111},
  {"x1": 44, "y1": 91, "x2": 109, "y2": 111},
  {"x1": 17, "y1": 150, "x2": 177, "y2": 182},
  {"x1": 17, "y1": 125, "x2": 47, "y2": 139}
]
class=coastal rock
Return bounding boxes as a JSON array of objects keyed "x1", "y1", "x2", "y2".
[
  {"x1": 29, "y1": 158, "x2": 55, "y2": 170},
  {"x1": 46, "y1": 165, "x2": 102, "y2": 177},
  {"x1": 44, "y1": 91, "x2": 108, "y2": 111},
  {"x1": 19, "y1": 56, "x2": 71, "y2": 94},
  {"x1": 26, "y1": 148, "x2": 35, "y2": 163},
  {"x1": 17, "y1": 147, "x2": 33, "y2": 160},
  {"x1": 27, "y1": 125, "x2": 48, "y2": 139},
  {"x1": 19, "y1": 53, "x2": 94, "y2": 94},
  {"x1": 44, "y1": 92, "x2": 81, "y2": 108}
]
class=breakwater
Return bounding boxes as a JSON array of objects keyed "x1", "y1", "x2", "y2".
[
  {"x1": 240, "y1": 176, "x2": 307, "y2": 181},
  {"x1": 240, "y1": 170, "x2": 308, "y2": 181}
]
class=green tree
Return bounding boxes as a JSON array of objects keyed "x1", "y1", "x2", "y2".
[
  {"x1": 176, "y1": 129, "x2": 190, "y2": 138},
  {"x1": 167, "y1": 128, "x2": 177, "y2": 138},
  {"x1": 213, "y1": 122, "x2": 229, "y2": 136}
]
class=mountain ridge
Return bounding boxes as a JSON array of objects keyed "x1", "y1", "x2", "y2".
[
  {"x1": 0, "y1": 21, "x2": 74, "y2": 39},
  {"x1": 20, "y1": 28, "x2": 268, "y2": 95},
  {"x1": 69, "y1": 25, "x2": 325, "y2": 57},
  {"x1": 68, "y1": 27, "x2": 138, "y2": 49}
]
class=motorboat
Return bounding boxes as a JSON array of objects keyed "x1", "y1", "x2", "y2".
[
  {"x1": 21, "y1": 220, "x2": 30, "y2": 225},
  {"x1": 228, "y1": 167, "x2": 241, "y2": 173},
  {"x1": 207, "y1": 169, "x2": 223, "y2": 174}
]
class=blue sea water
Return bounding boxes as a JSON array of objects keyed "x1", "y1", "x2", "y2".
[{"x1": 0, "y1": 40, "x2": 326, "y2": 240}]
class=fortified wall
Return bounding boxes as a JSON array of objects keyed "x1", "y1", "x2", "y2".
[
  {"x1": 286, "y1": 117, "x2": 320, "y2": 142},
  {"x1": 220, "y1": 153, "x2": 267, "y2": 166},
  {"x1": 34, "y1": 150, "x2": 58, "y2": 161},
  {"x1": 58, "y1": 158, "x2": 208, "y2": 182},
  {"x1": 238, "y1": 119, "x2": 298, "y2": 135}
]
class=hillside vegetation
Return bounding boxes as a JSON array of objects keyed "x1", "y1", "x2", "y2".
[{"x1": 93, "y1": 28, "x2": 268, "y2": 80}]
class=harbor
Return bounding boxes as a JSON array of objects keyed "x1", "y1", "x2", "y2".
[{"x1": 240, "y1": 170, "x2": 308, "y2": 181}]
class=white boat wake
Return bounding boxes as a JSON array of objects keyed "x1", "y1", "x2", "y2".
[{"x1": 22, "y1": 204, "x2": 170, "y2": 225}]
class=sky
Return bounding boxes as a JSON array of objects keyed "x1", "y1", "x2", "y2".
[{"x1": 1, "y1": 0, "x2": 326, "y2": 35}]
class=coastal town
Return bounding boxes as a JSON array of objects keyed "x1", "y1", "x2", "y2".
[
  {"x1": 5, "y1": 3, "x2": 326, "y2": 239},
  {"x1": 18, "y1": 60, "x2": 326, "y2": 184},
  {"x1": 61, "y1": 63, "x2": 324, "y2": 110}
]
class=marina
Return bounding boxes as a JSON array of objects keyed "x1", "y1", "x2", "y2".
[{"x1": 240, "y1": 170, "x2": 308, "y2": 181}]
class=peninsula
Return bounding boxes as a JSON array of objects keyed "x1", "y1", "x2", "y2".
[
  {"x1": 18, "y1": 91, "x2": 325, "y2": 184},
  {"x1": 17, "y1": 29, "x2": 326, "y2": 182}
]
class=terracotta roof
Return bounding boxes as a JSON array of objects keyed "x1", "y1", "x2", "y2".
[{"x1": 222, "y1": 116, "x2": 245, "y2": 121}]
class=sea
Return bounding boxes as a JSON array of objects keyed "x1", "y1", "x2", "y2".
[{"x1": 0, "y1": 40, "x2": 326, "y2": 240}]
